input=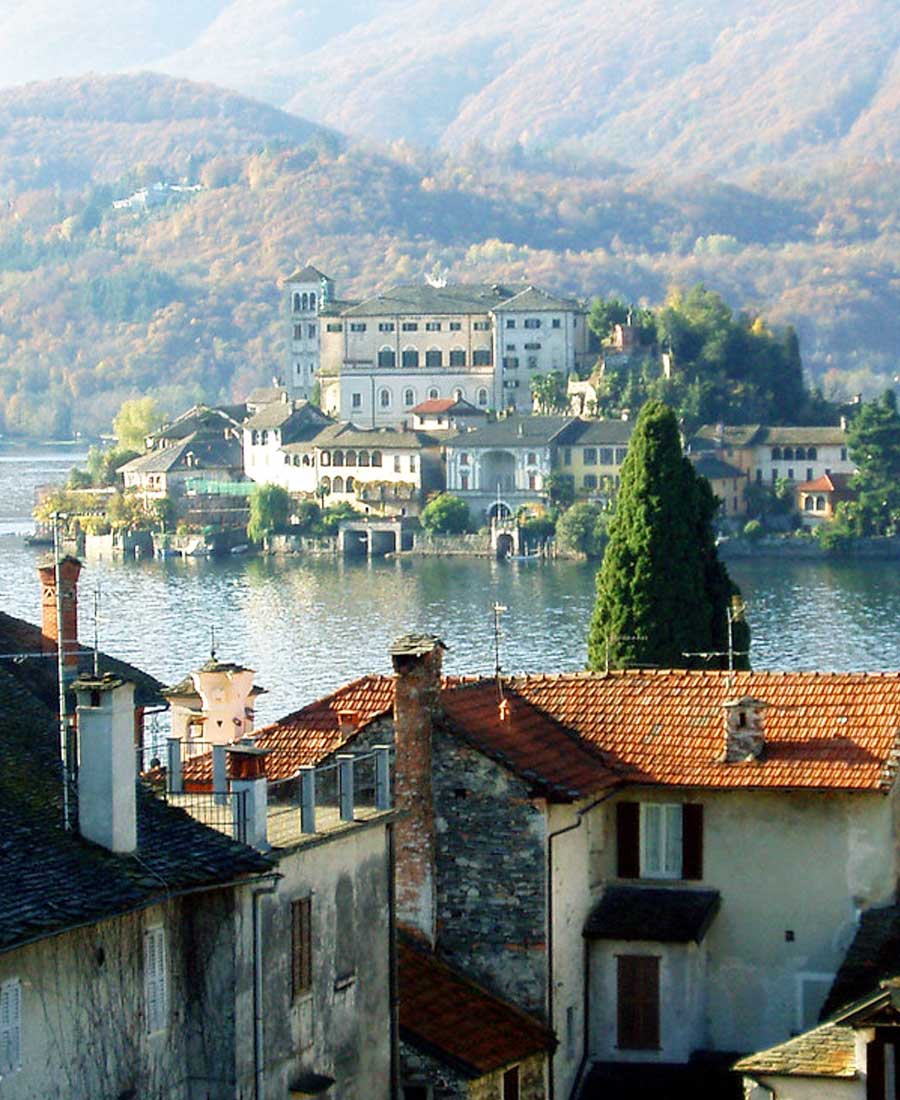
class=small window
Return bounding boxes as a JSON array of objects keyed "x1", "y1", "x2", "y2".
[
  {"x1": 402, "y1": 348, "x2": 419, "y2": 369},
  {"x1": 394, "y1": 455, "x2": 402, "y2": 473},
  {"x1": 321, "y1": 475, "x2": 331, "y2": 492},
  {"x1": 346, "y1": 476, "x2": 354, "y2": 492},
  {"x1": 425, "y1": 349, "x2": 442, "y2": 368},
  {"x1": 563, "y1": 447, "x2": 572, "y2": 465},
  {"x1": 379, "y1": 390, "x2": 391, "y2": 409},
  {"x1": 473, "y1": 320, "x2": 490, "y2": 331},
  {"x1": 584, "y1": 474, "x2": 597, "y2": 489},
  {"x1": 806, "y1": 467, "x2": 813, "y2": 481},
  {"x1": 524, "y1": 318, "x2": 541, "y2": 329},
  {"x1": 449, "y1": 349, "x2": 466, "y2": 367},
  {"x1": 505, "y1": 319, "x2": 516, "y2": 329},
  {"x1": 333, "y1": 450, "x2": 344, "y2": 467},
  {"x1": 345, "y1": 450, "x2": 357, "y2": 466},
  {"x1": 350, "y1": 322, "x2": 367, "y2": 333},
  {"x1": 841, "y1": 447, "x2": 847, "y2": 461},
  {"x1": 788, "y1": 468, "x2": 795, "y2": 480},
  {"x1": 771, "y1": 447, "x2": 782, "y2": 461},
  {"x1": 477, "y1": 388, "x2": 488, "y2": 406},
  {"x1": 552, "y1": 318, "x2": 561, "y2": 329},
  {"x1": 358, "y1": 451, "x2": 370, "y2": 466},
  {"x1": 310, "y1": 292, "x2": 316, "y2": 309},
  {"x1": 378, "y1": 347, "x2": 396, "y2": 368},
  {"x1": 378, "y1": 322, "x2": 395, "y2": 332},
  {"x1": 454, "y1": 388, "x2": 465, "y2": 402},
  {"x1": 428, "y1": 388, "x2": 440, "y2": 400},
  {"x1": 293, "y1": 324, "x2": 303, "y2": 340},
  {"x1": 473, "y1": 349, "x2": 492, "y2": 366},
  {"x1": 527, "y1": 451, "x2": 537, "y2": 465},
  {"x1": 371, "y1": 450, "x2": 382, "y2": 467},
  {"x1": 816, "y1": 495, "x2": 826, "y2": 510},
  {"x1": 333, "y1": 476, "x2": 344, "y2": 493},
  {"x1": 808, "y1": 447, "x2": 817, "y2": 460},
  {"x1": 449, "y1": 321, "x2": 462, "y2": 331},
  {"x1": 321, "y1": 451, "x2": 331, "y2": 466},
  {"x1": 292, "y1": 897, "x2": 313, "y2": 999},
  {"x1": 641, "y1": 803, "x2": 683, "y2": 878},
  {"x1": 402, "y1": 322, "x2": 419, "y2": 332},
  {"x1": 460, "y1": 453, "x2": 470, "y2": 466},
  {"x1": 307, "y1": 324, "x2": 316, "y2": 338},
  {"x1": 144, "y1": 926, "x2": 168, "y2": 1034},
  {"x1": 404, "y1": 388, "x2": 415, "y2": 406},
  {"x1": 502, "y1": 1066, "x2": 520, "y2": 1100},
  {"x1": 0, "y1": 978, "x2": 22, "y2": 1075},
  {"x1": 583, "y1": 447, "x2": 597, "y2": 465},
  {"x1": 352, "y1": 392, "x2": 362, "y2": 409},
  {"x1": 326, "y1": 322, "x2": 343, "y2": 333},
  {"x1": 426, "y1": 321, "x2": 442, "y2": 332},
  {"x1": 599, "y1": 447, "x2": 613, "y2": 465},
  {"x1": 615, "y1": 448, "x2": 627, "y2": 464}
]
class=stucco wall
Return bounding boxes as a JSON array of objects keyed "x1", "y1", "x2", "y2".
[
  {"x1": 0, "y1": 893, "x2": 241, "y2": 1100},
  {"x1": 749, "y1": 1073, "x2": 861, "y2": 1099},
  {"x1": 594, "y1": 788, "x2": 897, "y2": 1057},
  {"x1": 257, "y1": 819, "x2": 393, "y2": 1100}
]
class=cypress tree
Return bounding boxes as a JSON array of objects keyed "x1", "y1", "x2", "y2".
[{"x1": 587, "y1": 400, "x2": 749, "y2": 671}]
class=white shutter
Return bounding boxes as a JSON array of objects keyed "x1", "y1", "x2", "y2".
[
  {"x1": 0, "y1": 978, "x2": 22, "y2": 1073},
  {"x1": 144, "y1": 927, "x2": 167, "y2": 1034}
]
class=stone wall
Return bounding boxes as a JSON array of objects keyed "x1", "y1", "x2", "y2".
[
  {"x1": 468, "y1": 1053, "x2": 546, "y2": 1100},
  {"x1": 400, "y1": 1040, "x2": 470, "y2": 1100}
]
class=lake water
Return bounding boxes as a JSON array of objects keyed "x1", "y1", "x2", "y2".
[{"x1": 2, "y1": 447, "x2": 900, "y2": 725}]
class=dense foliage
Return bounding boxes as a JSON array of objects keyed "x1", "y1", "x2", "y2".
[
  {"x1": 555, "y1": 502, "x2": 609, "y2": 559},
  {"x1": 247, "y1": 483, "x2": 291, "y2": 543},
  {"x1": 421, "y1": 494, "x2": 470, "y2": 535},
  {"x1": 0, "y1": 75, "x2": 898, "y2": 439},
  {"x1": 587, "y1": 400, "x2": 749, "y2": 671},
  {"x1": 835, "y1": 392, "x2": 900, "y2": 537}
]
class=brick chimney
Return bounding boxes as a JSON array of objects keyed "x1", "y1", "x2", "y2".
[
  {"x1": 38, "y1": 555, "x2": 82, "y2": 669},
  {"x1": 722, "y1": 697, "x2": 768, "y2": 763},
  {"x1": 73, "y1": 674, "x2": 137, "y2": 853},
  {"x1": 390, "y1": 633, "x2": 446, "y2": 946}
]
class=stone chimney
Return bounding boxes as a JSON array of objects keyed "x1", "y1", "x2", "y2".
[
  {"x1": 390, "y1": 633, "x2": 446, "y2": 946},
  {"x1": 722, "y1": 697, "x2": 768, "y2": 763},
  {"x1": 73, "y1": 674, "x2": 137, "y2": 853},
  {"x1": 38, "y1": 555, "x2": 82, "y2": 669}
]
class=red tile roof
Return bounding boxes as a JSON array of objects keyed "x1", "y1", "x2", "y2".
[
  {"x1": 183, "y1": 669, "x2": 900, "y2": 795},
  {"x1": 510, "y1": 670, "x2": 900, "y2": 792},
  {"x1": 398, "y1": 937, "x2": 554, "y2": 1076},
  {"x1": 796, "y1": 472, "x2": 856, "y2": 495}
]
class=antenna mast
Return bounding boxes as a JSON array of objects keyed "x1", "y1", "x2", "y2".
[
  {"x1": 53, "y1": 513, "x2": 72, "y2": 831},
  {"x1": 492, "y1": 602, "x2": 508, "y2": 680}
]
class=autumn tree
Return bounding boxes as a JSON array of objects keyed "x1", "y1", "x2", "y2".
[
  {"x1": 247, "y1": 484, "x2": 291, "y2": 544},
  {"x1": 113, "y1": 397, "x2": 166, "y2": 451},
  {"x1": 587, "y1": 400, "x2": 749, "y2": 670}
]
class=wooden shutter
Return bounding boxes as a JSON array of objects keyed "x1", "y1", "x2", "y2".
[
  {"x1": 616, "y1": 802, "x2": 640, "y2": 879},
  {"x1": 292, "y1": 897, "x2": 312, "y2": 999},
  {"x1": 617, "y1": 955, "x2": 660, "y2": 1051},
  {"x1": 0, "y1": 978, "x2": 21, "y2": 1073},
  {"x1": 681, "y1": 803, "x2": 704, "y2": 881},
  {"x1": 144, "y1": 927, "x2": 167, "y2": 1035}
]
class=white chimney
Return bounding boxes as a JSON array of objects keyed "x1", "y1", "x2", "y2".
[{"x1": 74, "y1": 674, "x2": 137, "y2": 853}]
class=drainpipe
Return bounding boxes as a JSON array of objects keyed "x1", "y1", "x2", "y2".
[
  {"x1": 387, "y1": 821, "x2": 400, "y2": 1100},
  {"x1": 546, "y1": 789, "x2": 620, "y2": 1100},
  {"x1": 252, "y1": 880, "x2": 279, "y2": 1100}
]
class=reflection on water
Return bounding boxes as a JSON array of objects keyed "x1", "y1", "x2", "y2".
[{"x1": 3, "y1": 449, "x2": 900, "y2": 725}]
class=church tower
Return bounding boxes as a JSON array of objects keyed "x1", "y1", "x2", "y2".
[{"x1": 284, "y1": 265, "x2": 334, "y2": 401}]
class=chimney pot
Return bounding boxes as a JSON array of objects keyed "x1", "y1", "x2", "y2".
[
  {"x1": 721, "y1": 696, "x2": 768, "y2": 763},
  {"x1": 38, "y1": 555, "x2": 82, "y2": 669},
  {"x1": 74, "y1": 675, "x2": 137, "y2": 852}
]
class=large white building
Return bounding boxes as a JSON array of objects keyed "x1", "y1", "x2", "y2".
[
  {"x1": 284, "y1": 265, "x2": 336, "y2": 401},
  {"x1": 302, "y1": 277, "x2": 589, "y2": 427}
]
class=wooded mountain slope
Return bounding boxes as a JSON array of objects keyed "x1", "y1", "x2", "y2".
[
  {"x1": 0, "y1": 75, "x2": 896, "y2": 439},
  {"x1": 0, "y1": 0, "x2": 897, "y2": 175}
]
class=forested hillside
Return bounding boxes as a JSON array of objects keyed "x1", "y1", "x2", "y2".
[
  {"x1": 0, "y1": 74, "x2": 897, "y2": 439},
  {"x1": 0, "y1": 0, "x2": 897, "y2": 175}
]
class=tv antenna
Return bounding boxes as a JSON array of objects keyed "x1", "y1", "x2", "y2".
[
  {"x1": 92, "y1": 582, "x2": 102, "y2": 677},
  {"x1": 492, "y1": 602, "x2": 508, "y2": 680},
  {"x1": 682, "y1": 598, "x2": 750, "y2": 684}
]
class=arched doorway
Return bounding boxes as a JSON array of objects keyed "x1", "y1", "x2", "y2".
[
  {"x1": 488, "y1": 501, "x2": 512, "y2": 522},
  {"x1": 496, "y1": 532, "x2": 514, "y2": 559}
]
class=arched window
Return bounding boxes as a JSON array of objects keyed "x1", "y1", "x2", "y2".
[
  {"x1": 292, "y1": 292, "x2": 301, "y2": 312},
  {"x1": 473, "y1": 347, "x2": 491, "y2": 366},
  {"x1": 783, "y1": 447, "x2": 794, "y2": 461},
  {"x1": 309, "y1": 291, "x2": 316, "y2": 310},
  {"x1": 807, "y1": 447, "x2": 817, "y2": 460},
  {"x1": 303, "y1": 454, "x2": 311, "y2": 466},
  {"x1": 346, "y1": 476, "x2": 355, "y2": 492},
  {"x1": 816, "y1": 495, "x2": 826, "y2": 510},
  {"x1": 428, "y1": 387, "x2": 439, "y2": 400},
  {"x1": 284, "y1": 454, "x2": 291, "y2": 465},
  {"x1": 301, "y1": 292, "x2": 309, "y2": 310},
  {"x1": 404, "y1": 388, "x2": 415, "y2": 407},
  {"x1": 804, "y1": 495, "x2": 814, "y2": 511},
  {"x1": 333, "y1": 450, "x2": 344, "y2": 467},
  {"x1": 449, "y1": 348, "x2": 466, "y2": 367},
  {"x1": 251, "y1": 430, "x2": 259, "y2": 445},
  {"x1": 371, "y1": 450, "x2": 383, "y2": 467},
  {"x1": 771, "y1": 447, "x2": 782, "y2": 461},
  {"x1": 379, "y1": 389, "x2": 391, "y2": 408},
  {"x1": 378, "y1": 347, "x2": 396, "y2": 368},
  {"x1": 425, "y1": 348, "x2": 442, "y2": 368},
  {"x1": 261, "y1": 430, "x2": 269, "y2": 445},
  {"x1": 477, "y1": 388, "x2": 488, "y2": 406},
  {"x1": 293, "y1": 455, "x2": 302, "y2": 466},
  {"x1": 333, "y1": 476, "x2": 345, "y2": 493},
  {"x1": 453, "y1": 387, "x2": 465, "y2": 402},
  {"x1": 320, "y1": 451, "x2": 331, "y2": 466},
  {"x1": 345, "y1": 450, "x2": 356, "y2": 467},
  {"x1": 402, "y1": 348, "x2": 419, "y2": 369},
  {"x1": 527, "y1": 452, "x2": 537, "y2": 465},
  {"x1": 321, "y1": 476, "x2": 331, "y2": 492},
  {"x1": 460, "y1": 453, "x2": 470, "y2": 466},
  {"x1": 358, "y1": 451, "x2": 370, "y2": 467}
]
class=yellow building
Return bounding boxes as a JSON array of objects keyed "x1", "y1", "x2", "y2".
[{"x1": 554, "y1": 419, "x2": 633, "y2": 499}]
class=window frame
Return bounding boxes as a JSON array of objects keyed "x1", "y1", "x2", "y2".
[
  {"x1": 640, "y1": 802, "x2": 683, "y2": 879},
  {"x1": 0, "y1": 977, "x2": 22, "y2": 1075},
  {"x1": 291, "y1": 896, "x2": 313, "y2": 1001},
  {"x1": 144, "y1": 925, "x2": 168, "y2": 1035}
]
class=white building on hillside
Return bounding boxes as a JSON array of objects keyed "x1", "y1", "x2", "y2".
[{"x1": 284, "y1": 265, "x2": 335, "y2": 400}]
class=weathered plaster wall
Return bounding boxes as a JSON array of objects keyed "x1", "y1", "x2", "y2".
[
  {"x1": 400, "y1": 1039, "x2": 471, "y2": 1100},
  {"x1": 258, "y1": 819, "x2": 393, "y2": 1100},
  {"x1": 595, "y1": 788, "x2": 897, "y2": 1057},
  {"x1": 0, "y1": 893, "x2": 240, "y2": 1100},
  {"x1": 589, "y1": 939, "x2": 707, "y2": 1063},
  {"x1": 749, "y1": 1073, "x2": 860, "y2": 1099}
]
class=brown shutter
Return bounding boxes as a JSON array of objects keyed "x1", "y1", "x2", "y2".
[
  {"x1": 682, "y1": 803, "x2": 704, "y2": 881},
  {"x1": 616, "y1": 801, "x2": 640, "y2": 879},
  {"x1": 291, "y1": 897, "x2": 312, "y2": 1000},
  {"x1": 867, "y1": 1040, "x2": 885, "y2": 1100},
  {"x1": 617, "y1": 956, "x2": 660, "y2": 1050}
]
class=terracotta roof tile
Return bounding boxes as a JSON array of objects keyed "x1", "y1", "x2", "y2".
[{"x1": 398, "y1": 936, "x2": 554, "y2": 1076}]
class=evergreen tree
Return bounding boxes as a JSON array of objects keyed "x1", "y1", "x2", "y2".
[
  {"x1": 587, "y1": 400, "x2": 749, "y2": 671},
  {"x1": 841, "y1": 390, "x2": 900, "y2": 536}
]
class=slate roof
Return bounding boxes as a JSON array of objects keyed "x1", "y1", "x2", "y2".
[
  {"x1": 509, "y1": 670, "x2": 900, "y2": 792},
  {"x1": 445, "y1": 416, "x2": 574, "y2": 449},
  {"x1": 147, "y1": 405, "x2": 243, "y2": 443},
  {"x1": 285, "y1": 264, "x2": 331, "y2": 283},
  {"x1": 119, "y1": 436, "x2": 241, "y2": 476},
  {"x1": 584, "y1": 886, "x2": 720, "y2": 943},
  {"x1": 558, "y1": 419, "x2": 634, "y2": 446},
  {"x1": 820, "y1": 904, "x2": 900, "y2": 1018},
  {"x1": 691, "y1": 455, "x2": 746, "y2": 480},
  {"x1": 733, "y1": 1021, "x2": 857, "y2": 1079},
  {"x1": 691, "y1": 424, "x2": 763, "y2": 449},
  {"x1": 762, "y1": 426, "x2": 848, "y2": 446},
  {"x1": 0, "y1": 640, "x2": 272, "y2": 954},
  {"x1": 298, "y1": 423, "x2": 437, "y2": 451},
  {"x1": 495, "y1": 285, "x2": 582, "y2": 313},
  {"x1": 398, "y1": 936, "x2": 554, "y2": 1077},
  {"x1": 246, "y1": 385, "x2": 288, "y2": 407},
  {"x1": 340, "y1": 283, "x2": 519, "y2": 317}
]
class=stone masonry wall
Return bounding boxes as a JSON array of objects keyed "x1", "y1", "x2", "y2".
[
  {"x1": 400, "y1": 1039, "x2": 470, "y2": 1100},
  {"x1": 467, "y1": 1053, "x2": 546, "y2": 1100}
]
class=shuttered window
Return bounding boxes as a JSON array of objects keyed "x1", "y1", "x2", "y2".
[
  {"x1": 292, "y1": 897, "x2": 313, "y2": 999},
  {"x1": 0, "y1": 978, "x2": 21, "y2": 1074},
  {"x1": 144, "y1": 926, "x2": 168, "y2": 1034},
  {"x1": 617, "y1": 955, "x2": 659, "y2": 1050},
  {"x1": 616, "y1": 802, "x2": 703, "y2": 881}
]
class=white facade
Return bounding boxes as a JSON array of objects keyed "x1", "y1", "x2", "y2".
[
  {"x1": 286, "y1": 267, "x2": 334, "y2": 401},
  {"x1": 751, "y1": 437, "x2": 854, "y2": 487}
]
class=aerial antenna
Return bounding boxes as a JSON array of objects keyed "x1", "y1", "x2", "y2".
[
  {"x1": 492, "y1": 602, "x2": 508, "y2": 681},
  {"x1": 210, "y1": 625, "x2": 218, "y2": 662},
  {"x1": 682, "y1": 597, "x2": 750, "y2": 688}
]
